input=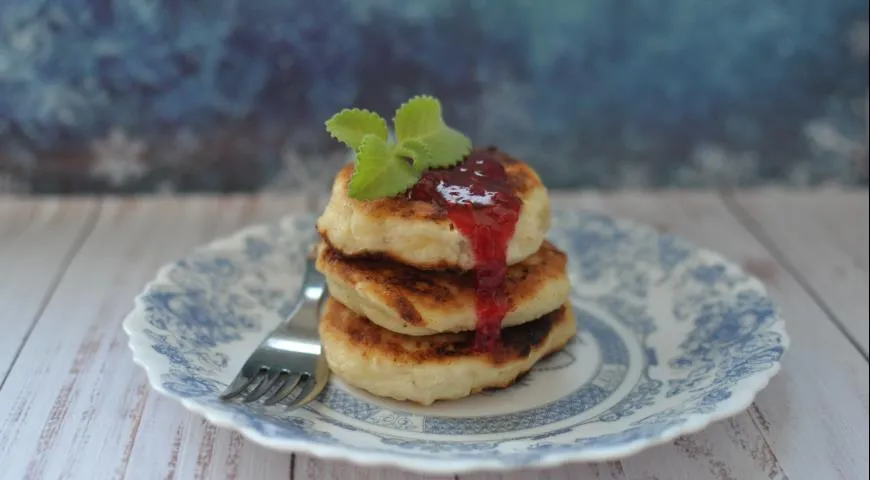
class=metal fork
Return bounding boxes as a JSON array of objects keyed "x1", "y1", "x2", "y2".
[{"x1": 219, "y1": 255, "x2": 329, "y2": 408}]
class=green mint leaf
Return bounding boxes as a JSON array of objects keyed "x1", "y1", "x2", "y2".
[
  {"x1": 325, "y1": 108, "x2": 389, "y2": 150},
  {"x1": 325, "y1": 96, "x2": 475, "y2": 201},
  {"x1": 393, "y1": 95, "x2": 471, "y2": 169},
  {"x1": 348, "y1": 134, "x2": 421, "y2": 200},
  {"x1": 396, "y1": 139, "x2": 432, "y2": 171}
]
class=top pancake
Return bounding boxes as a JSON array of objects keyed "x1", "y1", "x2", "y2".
[{"x1": 315, "y1": 147, "x2": 551, "y2": 271}]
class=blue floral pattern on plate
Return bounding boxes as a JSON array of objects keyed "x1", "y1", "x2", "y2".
[{"x1": 123, "y1": 210, "x2": 788, "y2": 474}]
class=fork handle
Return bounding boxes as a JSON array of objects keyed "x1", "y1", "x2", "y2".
[{"x1": 275, "y1": 257, "x2": 326, "y2": 337}]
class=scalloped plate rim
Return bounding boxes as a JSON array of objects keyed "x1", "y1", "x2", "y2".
[{"x1": 122, "y1": 211, "x2": 789, "y2": 475}]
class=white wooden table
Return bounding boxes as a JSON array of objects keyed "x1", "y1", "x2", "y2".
[{"x1": 0, "y1": 190, "x2": 867, "y2": 480}]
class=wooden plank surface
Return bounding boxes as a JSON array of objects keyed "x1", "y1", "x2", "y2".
[
  {"x1": 549, "y1": 191, "x2": 867, "y2": 480},
  {"x1": 124, "y1": 195, "x2": 311, "y2": 480},
  {"x1": 0, "y1": 192, "x2": 865, "y2": 480},
  {"x1": 458, "y1": 463, "x2": 627, "y2": 480},
  {"x1": 0, "y1": 196, "x2": 309, "y2": 480},
  {"x1": 728, "y1": 190, "x2": 869, "y2": 356},
  {"x1": 0, "y1": 198, "x2": 98, "y2": 381}
]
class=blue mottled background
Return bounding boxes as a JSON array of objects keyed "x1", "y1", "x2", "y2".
[{"x1": 0, "y1": 0, "x2": 867, "y2": 194}]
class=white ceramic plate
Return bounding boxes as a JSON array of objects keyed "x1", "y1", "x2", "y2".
[{"x1": 123, "y1": 211, "x2": 788, "y2": 474}]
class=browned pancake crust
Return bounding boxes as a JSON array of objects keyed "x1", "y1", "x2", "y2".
[
  {"x1": 331, "y1": 147, "x2": 538, "y2": 222},
  {"x1": 315, "y1": 241, "x2": 568, "y2": 328},
  {"x1": 318, "y1": 297, "x2": 571, "y2": 366},
  {"x1": 316, "y1": 147, "x2": 544, "y2": 269}
]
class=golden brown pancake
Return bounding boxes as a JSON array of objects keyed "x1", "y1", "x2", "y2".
[
  {"x1": 318, "y1": 297, "x2": 577, "y2": 405},
  {"x1": 315, "y1": 241, "x2": 570, "y2": 335},
  {"x1": 315, "y1": 148, "x2": 551, "y2": 271}
]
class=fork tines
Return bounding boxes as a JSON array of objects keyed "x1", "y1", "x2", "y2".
[{"x1": 221, "y1": 368, "x2": 315, "y2": 406}]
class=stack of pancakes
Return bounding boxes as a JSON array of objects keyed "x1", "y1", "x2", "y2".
[{"x1": 314, "y1": 150, "x2": 575, "y2": 405}]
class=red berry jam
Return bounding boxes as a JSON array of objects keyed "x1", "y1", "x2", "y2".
[{"x1": 408, "y1": 149, "x2": 521, "y2": 351}]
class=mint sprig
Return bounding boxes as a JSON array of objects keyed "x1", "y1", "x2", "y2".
[
  {"x1": 347, "y1": 134, "x2": 420, "y2": 200},
  {"x1": 395, "y1": 139, "x2": 432, "y2": 169},
  {"x1": 393, "y1": 96, "x2": 471, "y2": 170},
  {"x1": 324, "y1": 108, "x2": 388, "y2": 150},
  {"x1": 325, "y1": 95, "x2": 472, "y2": 201}
]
